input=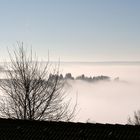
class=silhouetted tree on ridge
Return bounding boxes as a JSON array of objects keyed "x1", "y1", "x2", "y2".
[
  {"x1": 128, "y1": 110, "x2": 140, "y2": 125},
  {"x1": 0, "y1": 43, "x2": 76, "y2": 121}
]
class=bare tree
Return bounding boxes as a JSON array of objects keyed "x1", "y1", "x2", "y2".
[
  {"x1": 128, "y1": 110, "x2": 140, "y2": 125},
  {"x1": 0, "y1": 43, "x2": 75, "y2": 121}
]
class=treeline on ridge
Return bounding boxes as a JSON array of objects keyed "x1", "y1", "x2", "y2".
[{"x1": 49, "y1": 73, "x2": 111, "y2": 83}]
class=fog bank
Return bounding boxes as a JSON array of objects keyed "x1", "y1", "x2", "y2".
[
  {"x1": 62, "y1": 63, "x2": 140, "y2": 124},
  {"x1": 0, "y1": 62, "x2": 140, "y2": 124}
]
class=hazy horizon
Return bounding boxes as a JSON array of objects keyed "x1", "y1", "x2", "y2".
[
  {"x1": 1, "y1": 60, "x2": 140, "y2": 64},
  {"x1": 0, "y1": 0, "x2": 140, "y2": 125}
]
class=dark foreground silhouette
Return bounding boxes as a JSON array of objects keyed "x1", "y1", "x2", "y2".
[{"x1": 0, "y1": 118, "x2": 139, "y2": 139}]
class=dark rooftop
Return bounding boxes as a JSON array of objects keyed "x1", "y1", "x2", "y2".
[{"x1": 0, "y1": 118, "x2": 140, "y2": 140}]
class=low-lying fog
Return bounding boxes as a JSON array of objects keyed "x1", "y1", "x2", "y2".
[
  {"x1": 60, "y1": 62, "x2": 140, "y2": 124},
  {"x1": 0, "y1": 62, "x2": 140, "y2": 124}
]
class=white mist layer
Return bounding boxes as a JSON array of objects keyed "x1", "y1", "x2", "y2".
[
  {"x1": 61, "y1": 63, "x2": 140, "y2": 124},
  {"x1": 0, "y1": 62, "x2": 140, "y2": 124}
]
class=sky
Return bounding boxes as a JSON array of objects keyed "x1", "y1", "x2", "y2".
[{"x1": 0, "y1": 0, "x2": 140, "y2": 62}]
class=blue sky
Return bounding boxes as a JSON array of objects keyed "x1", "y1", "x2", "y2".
[{"x1": 0, "y1": 0, "x2": 140, "y2": 62}]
